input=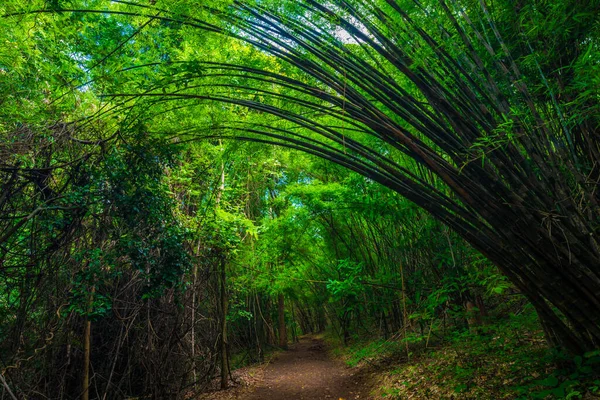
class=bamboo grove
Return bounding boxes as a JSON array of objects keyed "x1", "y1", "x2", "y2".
[
  {"x1": 1, "y1": 0, "x2": 600, "y2": 398},
  {"x1": 90, "y1": 0, "x2": 599, "y2": 352}
]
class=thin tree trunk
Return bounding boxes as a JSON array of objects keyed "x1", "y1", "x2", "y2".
[
  {"x1": 465, "y1": 300, "x2": 482, "y2": 331},
  {"x1": 265, "y1": 299, "x2": 276, "y2": 345},
  {"x1": 82, "y1": 286, "x2": 95, "y2": 400},
  {"x1": 278, "y1": 293, "x2": 287, "y2": 349},
  {"x1": 191, "y1": 261, "x2": 198, "y2": 384},
  {"x1": 291, "y1": 301, "x2": 298, "y2": 343},
  {"x1": 214, "y1": 145, "x2": 229, "y2": 389},
  {"x1": 220, "y1": 256, "x2": 228, "y2": 389},
  {"x1": 400, "y1": 262, "x2": 409, "y2": 360}
]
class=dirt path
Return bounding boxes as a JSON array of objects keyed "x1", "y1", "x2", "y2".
[{"x1": 243, "y1": 336, "x2": 372, "y2": 400}]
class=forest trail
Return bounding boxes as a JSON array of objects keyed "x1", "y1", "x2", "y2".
[{"x1": 242, "y1": 336, "x2": 372, "y2": 400}]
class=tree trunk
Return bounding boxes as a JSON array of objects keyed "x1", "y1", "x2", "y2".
[
  {"x1": 291, "y1": 302, "x2": 298, "y2": 343},
  {"x1": 220, "y1": 256, "x2": 228, "y2": 390},
  {"x1": 82, "y1": 320, "x2": 91, "y2": 400},
  {"x1": 191, "y1": 260, "x2": 198, "y2": 384},
  {"x1": 264, "y1": 299, "x2": 275, "y2": 345},
  {"x1": 465, "y1": 300, "x2": 482, "y2": 331},
  {"x1": 82, "y1": 286, "x2": 95, "y2": 400},
  {"x1": 278, "y1": 293, "x2": 287, "y2": 349}
]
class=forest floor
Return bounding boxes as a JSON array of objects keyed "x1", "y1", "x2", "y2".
[
  {"x1": 198, "y1": 335, "x2": 375, "y2": 400},
  {"x1": 197, "y1": 312, "x2": 600, "y2": 399}
]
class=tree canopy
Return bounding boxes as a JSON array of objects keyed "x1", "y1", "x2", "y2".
[{"x1": 1, "y1": 0, "x2": 599, "y2": 398}]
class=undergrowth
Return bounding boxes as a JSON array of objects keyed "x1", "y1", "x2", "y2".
[{"x1": 330, "y1": 306, "x2": 600, "y2": 399}]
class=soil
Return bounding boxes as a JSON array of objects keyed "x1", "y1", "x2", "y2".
[
  {"x1": 199, "y1": 335, "x2": 374, "y2": 400},
  {"x1": 245, "y1": 336, "x2": 372, "y2": 400}
]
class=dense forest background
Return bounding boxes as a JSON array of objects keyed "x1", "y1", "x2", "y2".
[{"x1": 1, "y1": 0, "x2": 599, "y2": 398}]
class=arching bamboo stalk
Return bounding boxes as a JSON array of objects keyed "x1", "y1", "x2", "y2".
[{"x1": 13, "y1": 0, "x2": 599, "y2": 353}]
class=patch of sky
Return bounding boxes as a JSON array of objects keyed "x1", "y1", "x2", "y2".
[
  {"x1": 69, "y1": 51, "x2": 93, "y2": 91},
  {"x1": 228, "y1": 2, "x2": 372, "y2": 58},
  {"x1": 115, "y1": 21, "x2": 136, "y2": 37},
  {"x1": 290, "y1": 197, "x2": 304, "y2": 209},
  {"x1": 296, "y1": 173, "x2": 313, "y2": 184}
]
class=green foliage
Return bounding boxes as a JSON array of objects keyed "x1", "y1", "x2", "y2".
[
  {"x1": 337, "y1": 337, "x2": 407, "y2": 368},
  {"x1": 514, "y1": 350, "x2": 600, "y2": 399},
  {"x1": 67, "y1": 248, "x2": 115, "y2": 320},
  {"x1": 326, "y1": 259, "x2": 365, "y2": 304},
  {"x1": 362, "y1": 305, "x2": 600, "y2": 399},
  {"x1": 2, "y1": 0, "x2": 600, "y2": 397},
  {"x1": 96, "y1": 133, "x2": 192, "y2": 296},
  {"x1": 370, "y1": 310, "x2": 555, "y2": 399}
]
